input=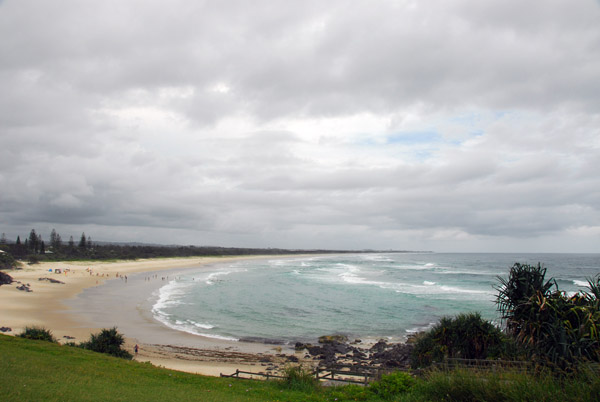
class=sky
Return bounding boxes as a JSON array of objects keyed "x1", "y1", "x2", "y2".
[{"x1": 1, "y1": 0, "x2": 599, "y2": 253}]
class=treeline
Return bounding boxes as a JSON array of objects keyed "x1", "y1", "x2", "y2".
[{"x1": 0, "y1": 228, "x2": 367, "y2": 264}]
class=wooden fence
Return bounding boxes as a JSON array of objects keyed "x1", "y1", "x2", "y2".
[
  {"x1": 221, "y1": 363, "x2": 399, "y2": 385},
  {"x1": 220, "y1": 369, "x2": 286, "y2": 381},
  {"x1": 435, "y1": 358, "x2": 533, "y2": 373}
]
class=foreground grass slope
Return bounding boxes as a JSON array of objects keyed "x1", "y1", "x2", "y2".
[
  {"x1": 2, "y1": 334, "x2": 599, "y2": 401},
  {"x1": 0, "y1": 335, "x2": 319, "y2": 402}
]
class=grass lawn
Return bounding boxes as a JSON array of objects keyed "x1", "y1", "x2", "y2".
[
  {"x1": 2, "y1": 334, "x2": 599, "y2": 401},
  {"x1": 0, "y1": 334, "x2": 326, "y2": 402}
]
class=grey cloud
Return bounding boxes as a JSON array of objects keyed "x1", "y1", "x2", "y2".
[{"x1": 1, "y1": 0, "x2": 599, "y2": 251}]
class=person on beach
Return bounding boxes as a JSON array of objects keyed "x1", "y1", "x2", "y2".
[{"x1": 134, "y1": 344, "x2": 138, "y2": 354}]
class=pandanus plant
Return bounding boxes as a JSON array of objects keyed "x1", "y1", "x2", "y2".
[{"x1": 496, "y1": 263, "x2": 600, "y2": 370}]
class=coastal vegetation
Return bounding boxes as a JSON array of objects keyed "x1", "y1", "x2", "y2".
[
  {"x1": 2, "y1": 334, "x2": 599, "y2": 401},
  {"x1": 496, "y1": 263, "x2": 600, "y2": 371},
  {"x1": 411, "y1": 263, "x2": 600, "y2": 375},
  {"x1": 409, "y1": 312, "x2": 517, "y2": 368},
  {"x1": 78, "y1": 327, "x2": 133, "y2": 360},
  {"x1": 18, "y1": 326, "x2": 57, "y2": 343},
  {"x1": 0, "y1": 228, "x2": 388, "y2": 265}
]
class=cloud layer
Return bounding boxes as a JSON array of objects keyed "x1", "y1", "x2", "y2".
[{"x1": 1, "y1": 0, "x2": 599, "y2": 252}]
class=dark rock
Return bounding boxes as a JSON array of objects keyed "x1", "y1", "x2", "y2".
[
  {"x1": 38, "y1": 277, "x2": 65, "y2": 284},
  {"x1": 371, "y1": 343, "x2": 413, "y2": 369},
  {"x1": 353, "y1": 349, "x2": 367, "y2": 359},
  {"x1": 369, "y1": 339, "x2": 388, "y2": 353},
  {"x1": 0, "y1": 271, "x2": 13, "y2": 286},
  {"x1": 259, "y1": 357, "x2": 272, "y2": 363},
  {"x1": 0, "y1": 327, "x2": 12, "y2": 333},
  {"x1": 318, "y1": 334, "x2": 348, "y2": 344},
  {"x1": 287, "y1": 355, "x2": 299, "y2": 362},
  {"x1": 333, "y1": 342, "x2": 350, "y2": 354},
  {"x1": 16, "y1": 284, "x2": 32, "y2": 292}
]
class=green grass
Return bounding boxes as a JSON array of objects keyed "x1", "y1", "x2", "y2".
[
  {"x1": 0, "y1": 335, "x2": 324, "y2": 402},
  {"x1": 414, "y1": 367, "x2": 600, "y2": 402},
  {"x1": 1, "y1": 334, "x2": 598, "y2": 401}
]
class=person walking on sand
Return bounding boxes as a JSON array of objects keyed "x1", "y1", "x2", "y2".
[{"x1": 134, "y1": 344, "x2": 139, "y2": 354}]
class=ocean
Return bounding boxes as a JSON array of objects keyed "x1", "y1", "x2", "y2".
[{"x1": 146, "y1": 253, "x2": 600, "y2": 344}]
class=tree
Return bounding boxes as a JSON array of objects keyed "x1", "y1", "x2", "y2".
[
  {"x1": 87, "y1": 236, "x2": 92, "y2": 249},
  {"x1": 495, "y1": 263, "x2": 555, "y2": 338},
  {"x1": 79, "y1": 232, "x2": 86, "y2": 249},
  {"x1": 496, "y1": 263, "x2": 600, "y2": 370},
  {"x1": 0, "y1": 233, "x2": 7, "y2": 245},
  {"x1": 16, "y1": 236, "x2": 21, "y2": 245},
  {"x1": 28, "y1": 229, "x2": 39, "y2": 253},
  {"x1": 68, "y1": 236, "x2": 75, "y2": 248},
  {"x1": 39, "y1": 241, "x2": 45, "y2": 255},
  {"x1": 50, "y1": 229, "x2": 62, "y2": 249}
]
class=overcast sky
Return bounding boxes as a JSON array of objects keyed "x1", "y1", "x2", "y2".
[{"x1": 1, "y1": 0, "x2": 599, "y2": 252}]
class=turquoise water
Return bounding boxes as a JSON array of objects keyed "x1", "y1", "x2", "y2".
[{"x1": 150, "y1": 253, "x2": 600, "y2": 344}]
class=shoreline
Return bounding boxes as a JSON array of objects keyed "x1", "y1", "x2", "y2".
[{"x1": 0, "y1": 256, "x2": 315, "y2": 376}]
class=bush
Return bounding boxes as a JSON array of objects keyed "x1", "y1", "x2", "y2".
[
  {"x1": 79, "y1": 327, "x2": 133, "y2": 359},
  {"x1": 18, "y1": 326, "x2": 57, "y2": 343},
  {"x1": 368, "y1": 371, "x2": 416, "y2": 399},
  {"x1": 280, "y1": 365, "x2": 318, "y2": 392},
  {"x1": 411, "y1": 312, "x2": 507, "y2": 368},
  {"x1": 0, "y1": 252, "x2": 17, "y2": 270}
]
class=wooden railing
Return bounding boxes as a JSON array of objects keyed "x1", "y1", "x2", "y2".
[
  {"x1": 221, "y1": 363, "x2": 401, "y2": 385},
  {"x1": 435, "y1": 358, "x2": 533, "y2": 373},
  {"x1": 220, "y1": 369, "x2": 286, "y2": 381}
]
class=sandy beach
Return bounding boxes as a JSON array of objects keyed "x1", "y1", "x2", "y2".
[{"x1": 0, "y1": 256, "x2": 310, "y2": 377}]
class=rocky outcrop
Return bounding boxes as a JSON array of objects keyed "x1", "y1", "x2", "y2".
[
  {"x1": 297, "y1": 338, "x2": 413, "y2": 369},
  {"x1": 0, "y1": 271, "x2": 13, "y2": 286},
  {"x1": 371, "y1": 343, "x2": 413, "y2": 367}
]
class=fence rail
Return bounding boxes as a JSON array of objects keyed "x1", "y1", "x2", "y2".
[
  {"x1": 434, "y1": 358, "x2": 534, "y2": 373},
  {"x1": 220, "y1": 369, "x2": 286, "y2": 381},
  {"x1": 220, "y1": 363, "x2": 397, "y2": 385}
]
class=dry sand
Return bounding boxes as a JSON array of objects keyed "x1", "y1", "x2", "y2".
[{"x1": 0, "y1": 256, "x2": 310, "y2": 377}]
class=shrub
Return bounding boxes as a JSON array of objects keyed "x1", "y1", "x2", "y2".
[
  {"x1": 79, "y1": 327, "x2": 133, "y2": 359},
  {"x1": 18, "y1": 326, "x2": 57, "y2": 343},
  {"x1": 280, "y1": 365, "x2": 318, "y2": 392},
  {"x1": 0, "y1": 252, "x2": 18, "y2": 270},
  {"x1": 368, "y1": 371, "x2": 416, "y2": 399},
  {"x1": 411, "y1": 312, "x2": 507, "y2": 368}
]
